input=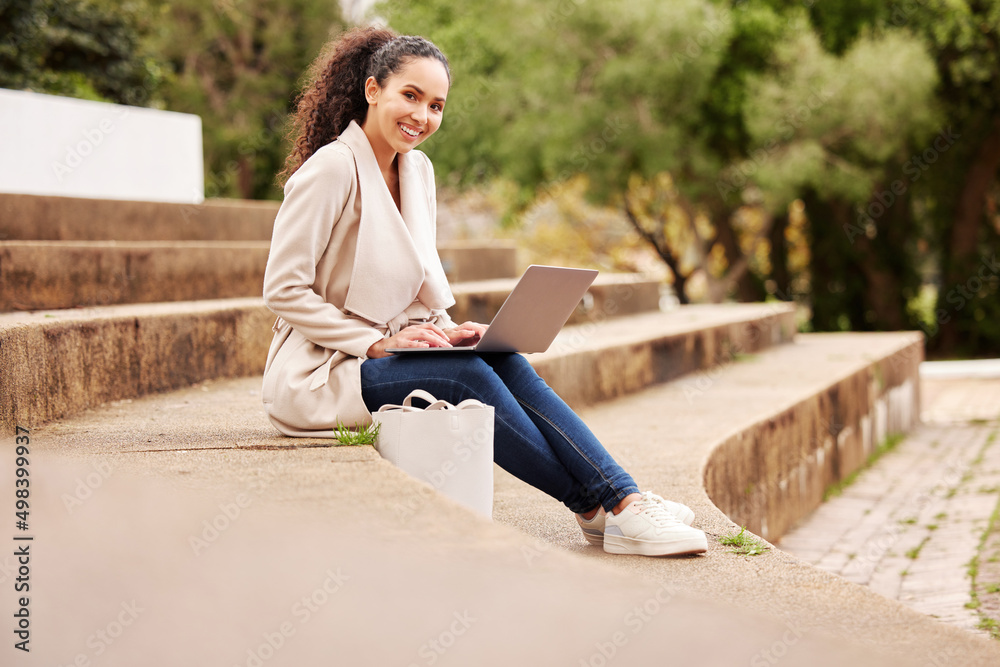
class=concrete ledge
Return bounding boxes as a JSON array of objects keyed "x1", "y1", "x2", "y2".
[
  {"x1": 0, "y1": 301, "x2": 795, "y2": 436},
  {"x1": 2, "y1": 239, "x2": 526, "y2": 311},
  {"x1": 535, "y1": 303, "x2": 797, "y2": 408},
  {"x1": 450, "y1": 273, "x2": 664, "y2": 326},
  {"x1": 437, "y1": 240, "x2": 518, "y2": 282},
  {"x1": 0, "y1": 241, "x2": 270, "y2": 311},
  {"x1": 0, "y1": 298, "x2": 272, "y2": 435},
  {"x1": 703, "y1": 332, "x2": 923, "y2": 543},
  {"x1": 0, "y1": 192, "x2": 278, "y2": 241}
]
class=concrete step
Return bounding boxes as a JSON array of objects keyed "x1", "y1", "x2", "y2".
[
  {"x1": 0, "y1": 240, "x2": 520, "y2": 311},
  {"x1": 0, "y1": 238, "x2": 650, "y2": 318},
  {"x1": 437, "y1": 240, "x2": 519, "y2": 282},
  {"x1": 0, "y1": 192, "x2": 278, "y2": 241},
  {"x1": 0, "y1": 301, "x2": 796, "y2": 436},
  {"x1": 451, "y1": 272, "x2": 663, "y2": 326},
  {"x1": 0, "y1": 240, "x2": 270, "y2": 311},
  {"x1": 15, "y1": 330, "x2": 999, "y2": 664}
]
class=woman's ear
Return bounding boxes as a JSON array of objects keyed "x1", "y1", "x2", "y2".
[{"x1": 364, "y1": 76, "x2": 380, "y2": 105}]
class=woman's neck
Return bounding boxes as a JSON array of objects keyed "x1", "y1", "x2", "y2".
[{"x1": 360, "y1": 119, "x2": 398, "y2": 178}]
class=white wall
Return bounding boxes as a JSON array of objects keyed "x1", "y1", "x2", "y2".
[{"x1": 0, "y1": 89, "x2": 204, "y2": 204}]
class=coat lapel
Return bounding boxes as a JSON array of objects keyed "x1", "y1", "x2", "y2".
[{"x1": 338, "y1": 120, "x2": 453, "y2": 325}]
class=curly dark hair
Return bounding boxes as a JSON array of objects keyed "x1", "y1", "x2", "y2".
[{"x1": 277, "y1": 27, "x2": 451, "y2": 187}]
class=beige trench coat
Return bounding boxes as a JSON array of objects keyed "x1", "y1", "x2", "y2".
[{"x1": 261, "y1": 120, "x2": 456, "y2": 436}]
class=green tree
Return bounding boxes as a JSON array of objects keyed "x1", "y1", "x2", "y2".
[
  {"x1": 144, "y1": 0, "x2": 345, "y2": 199},
  {"x1": 909, "y1": 1, "x2": 1000, "y2": 356},
  {"x1": 738, "y1": 17, "x2": 940, "y2": 331},
  {"x1": 380, "y1": 0, "x2": 938, "y2": 317},
  {"x1": 0, "y1": 0, "x2": 163, "y2": 104},
  {"x1": 783, "y1": 0, "x2": 1000, "y2": 352},
  {"x1": 381, "y1": 0, "x2": 760, "y2": 303}
]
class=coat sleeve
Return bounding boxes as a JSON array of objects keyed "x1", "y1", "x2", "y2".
[{"x1": 263, "y1": 148, "x2": 384, "y2": 358}]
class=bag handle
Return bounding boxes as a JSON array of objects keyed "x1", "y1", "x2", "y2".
[
  {"x1": 376, "y1": 390, "x2": 489, "y2": 413},
  {"x1": 401, "y1": 389, "x2": 441, "y2": 408}
]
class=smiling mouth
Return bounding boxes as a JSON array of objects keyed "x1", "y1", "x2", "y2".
[{"x1": 398, "y1": 123, "x2": 422, "y2": 138}]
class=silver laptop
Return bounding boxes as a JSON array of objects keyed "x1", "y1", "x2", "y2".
[{"x1": 387, "y1": 265, "x2": 598, "y2": 354}]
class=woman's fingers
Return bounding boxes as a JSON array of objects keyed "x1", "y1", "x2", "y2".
[
  {"x1": 444, "y1": 321, "x2": 488, "y2": 345},
  {"x1": 400, "y1": 322, "x2": 452, "y2": 347},
  {"x1": 462, "y1": 321, "x2": 488, "y2": 337}
]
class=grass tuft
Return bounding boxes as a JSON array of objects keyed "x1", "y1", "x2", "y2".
[
  {"x1": 906, "y1": 537, "x2": 930, "y2": 560},
  {"x1": 979, "y1": 617, "x2": 1000, "y2": 640},
  {"x1": 967, "y1": 482, "x2": 1000, "y2": 640},
  {"x1": 719, "y1": 526, "x2": 769, "y2": 556},
  {"x1": 332, "y1": 420, "x2": 381, "y2": 446}
]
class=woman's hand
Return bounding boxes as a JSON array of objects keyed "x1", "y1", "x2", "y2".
[
  {"x1": 366, "y1": 322, "x2": 454, "y2": 359},
  {"x1": 443, "y1": 321, "x2": 488, "y2": 346}
]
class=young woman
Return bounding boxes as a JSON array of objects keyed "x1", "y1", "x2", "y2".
[{"x1": 262, "y1": 26, "x2": 707, "y2": 557}]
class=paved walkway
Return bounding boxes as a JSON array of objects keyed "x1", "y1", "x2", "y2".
[{"x1": 778, "y1": 372, "x2": 1000, "y2": 635}]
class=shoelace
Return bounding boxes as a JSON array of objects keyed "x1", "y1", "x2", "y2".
[
  {"x1": 640, "y1": 490, "x2": 682, "y2": 515},
  {"x1": 640, "y1": 490, "x2": 666, "y2": 505},
  {"x1": 632, "y1": 496, "x2": 680, "y2": 527}
]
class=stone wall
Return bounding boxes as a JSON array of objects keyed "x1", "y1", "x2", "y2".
[{"x1": 703, "y1": 333, "x2": 923, "y2": 542}]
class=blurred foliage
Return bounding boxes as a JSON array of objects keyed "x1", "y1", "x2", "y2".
[
  {"x1": 1, "y1": 0, "x2": 346, "y2": 200},
  {"x1": 5, "y1": 0, "x2": 998, "y2": 355},
  {"x1": 144, "y1": 0, "x2": 346, "y2": 199},
  {"x1": 381, "y1": 0, "x2": 945, "y2": 329},
  {"x1": 0, "y1": 0, "x2": 164, "y2": 103},
  {"x1": 511, "y1": 175, "x2": 656, "y2": 279},
  {"x1": 793, "y1": 0, "x2": 1000, "y2": 354},
  {"x1": 380, "y1": 0, "x2": 998, "y2": 355},
  {"x1": 903, "y1": 1, "x2": 1000, "y2": 357}
]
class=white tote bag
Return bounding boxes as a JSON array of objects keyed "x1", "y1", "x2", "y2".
[{"x1": 372, "y1": 389, "x2": 495, "y2": 518}]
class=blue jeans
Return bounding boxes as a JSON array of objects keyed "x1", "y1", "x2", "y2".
[{"x1": 360, "y1": 353, "x2": 638, "y2": 514}]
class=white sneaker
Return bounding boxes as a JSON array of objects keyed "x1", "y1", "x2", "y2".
[
  {"x1": 603, "y1": 494, "x2": 707, "y2": 556},
  {"x1": 642, "y1": 491, "x2": 696, "y2": 526},
  {"x1": 575, "y1": 492, "x2": 695, "y2": 546},
  {"x1": 575, "y1": 508, "x2": 606, "y2": 546}
]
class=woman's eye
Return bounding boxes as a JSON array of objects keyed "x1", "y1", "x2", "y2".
[{"x1": 404, "y1": 92, "x2": 416, "y2": 100}]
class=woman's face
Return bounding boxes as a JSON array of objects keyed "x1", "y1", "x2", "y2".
[{"x1": 364, "y1": 56, "x2": 450, "y2": 157}]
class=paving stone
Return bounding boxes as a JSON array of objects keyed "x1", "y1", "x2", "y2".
[{"x1": 778, "y1": 375, "x2": 1000, "y2": 638}]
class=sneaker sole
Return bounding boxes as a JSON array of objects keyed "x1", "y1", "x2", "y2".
[
  {"x1": 580, "y1": 527, "x2": 604, "y2": 546},
  {"x1": 603, "y1": 533, "x2": 708, "y2": 556}
]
